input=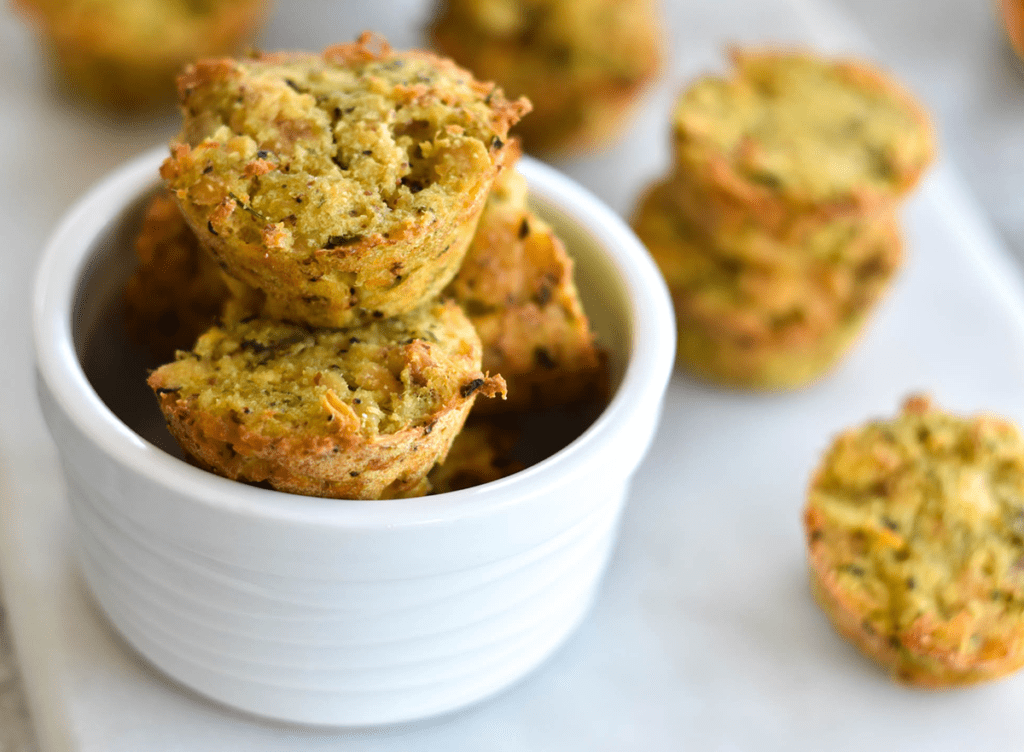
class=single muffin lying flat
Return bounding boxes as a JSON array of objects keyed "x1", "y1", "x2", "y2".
[
  {"x1": 13, "y1": 0, "x2": 270, "y2": 111},
  {"x1": 161, "y1": 33, "x2": 530, "y2": 328},
  {"x1": 672, "y1": 48, "x2": 934, "y2": 236},
  {"x1": 805, "y1": 395, "x2": 1024, "y2": 686},
  {"x1": 446, "y1": 156, "x2": 606, "y2": 410},
  {"x1": 123, "y1": 191, "x2": 231, "y2": 362},
  {"x1": 148, "y1": 301, "x2": 506, "y2": 499},
  {"x1": 429, "y1": 0, "x2": 662, "y2": 156}
]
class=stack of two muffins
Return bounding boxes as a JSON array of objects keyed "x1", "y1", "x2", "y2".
[
  {"x1": 142, "y1": 35, "x2": 535, "y2": 500},
  {"x1": 633, "y1": 49, "x2": 935, "y2": 389}
]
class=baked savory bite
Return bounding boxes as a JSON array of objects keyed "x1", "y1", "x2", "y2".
[
  {"x1": 123, "y1": 191, "x2": 230, "y2": 362},
  {"x1": 672, "y1": 48, "x2": 934, "y2": 236},
  {"x1": 1001, "y1": 0, "x2": 1024, "y2": 60},
  {"x1": 805, "y1": 395, "x2": 1024, "y2": 686},
  {"x1": 13, "y1": 0, "x2": 269, "y2": 111},
  {"x1": 632, "y1": 179, "x2": 900, "y2": 389},
  {"x1": 446, "y1": 161, "x2": 606, "y2": 410},
  {"x1": 160, "y1": 33, "x2": 530, "y2": 328},
  {"x1": 427, "y1": 418, "x2": 523, "y2": 493},
  {"x1": 147, "y1": 301, "x2": 506, "y2": 499},
  {"x1": 429, "y1": 0, "x2": 662, "y2": 155}
]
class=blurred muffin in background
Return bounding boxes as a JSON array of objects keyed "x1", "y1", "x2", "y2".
[
  {"x1": 13, "y1": 0, "x2": 271, "y2": 111},
  {"x1": 428, "y1": 0, "x2": 663, "y2": 157},
  {"x1": 1000, "y1": 0, "x2": 1024, "y2": 60},
  {"x1": 633, "y1": 48, "x2": 933, "y2": 390}
]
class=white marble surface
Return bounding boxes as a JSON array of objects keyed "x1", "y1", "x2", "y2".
[{"x1": 1, "y1": 0, "x2": 1022, "y2": 749}]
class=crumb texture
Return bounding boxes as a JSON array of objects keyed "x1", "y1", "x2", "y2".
[
  {"x1": 161, "y1": 34, "x2": 530, "y2": 326},
  {"x1": 447, "y1": 164, "x2": 606, "y2": 409},
  {"x1": 148, "y1": 301, "x2": 506, "y2": 498},
  {"x1": 806, "y1": 395, "x2": 1024, "y2": 685}
]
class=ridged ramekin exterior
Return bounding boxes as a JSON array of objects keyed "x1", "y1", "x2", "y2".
[{"x1": 33, "y1": 148, "x2": 675, "y2": 726}]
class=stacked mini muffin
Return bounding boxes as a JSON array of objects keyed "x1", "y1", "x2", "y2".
[
  {"x1": 131, "y1": 34, "x2": 605, "y2": 499},
  {"x1": 633, "y1": 49, "x2": 934, "y2": 390},
  {"x1": 145, "y1": 34, "x2": 527, "y2": 499}
]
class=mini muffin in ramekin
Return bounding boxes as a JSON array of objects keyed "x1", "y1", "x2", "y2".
[
  {"x1": 148, "y1": 301, "x2": 505, "y2": 499},
  {"x1": 161, "y1": 34, "x2": 530, "y2": 328},
  {"x1": 446, "y1": 155, "x2": 606, "y2": 411},
  {"x1": 33, "y1": 147, "x2": 674, "y2": 726}
]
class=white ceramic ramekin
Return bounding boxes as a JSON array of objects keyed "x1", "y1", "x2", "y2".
[{"x1": 33, "y1": 147, "x2": 675, "y2": 727}]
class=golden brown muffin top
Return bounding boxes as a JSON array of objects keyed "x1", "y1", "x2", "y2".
[
  {"x1": 161, "y1": 33, "x2": 529, "y2": 260},
  {"x1": 806, "y1": 395, "x2": 1024, "y2": 679},
  {"x1": 148, "y1": 301, "x2": 504, "y2": 441},
  {"x1": 674, "y1": 48, "x2": 934, "y2": 210}
]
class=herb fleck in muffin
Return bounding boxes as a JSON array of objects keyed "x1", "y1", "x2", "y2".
[
  {"x1": 160, "y1": 33, "x2": 530, "y2": 328},
  {"x1": 147, "y1": 301, "x2": 506, "y2": 499},
  {"x1": 805, "y1": 395, "x2": 1024, "y2": 686},
  {"x1": 123, "y1": 191, "x2": 230, "y2": 362},
  {"x1": 446, "y1": 158, "x2": 606, "y2": 410},
  {"x1": 13, "y1": 0, "x2": 270, "y2": 111},
  {"x1": 632, "y1": 179, "x2": 900, "y2": 389},
  {"x1": 429, "y1": 0, "x2": 662, "y2": 155},
  {"x1": 672, "y1": 48, "x2": 934, "y2": 235}
]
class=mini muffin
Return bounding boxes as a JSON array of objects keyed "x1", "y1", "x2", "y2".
[
  {"x1": 429, "y1": 0, "x2": 662, "y2": 155},
  {"x1": 160, "y1": 33, "x2": 530, "y2": 328},
  {"x1": 427, "y1": 418, "x2": 523, "y2": 493},
  {"x1": 633, "y1": 179, "x2": 901, "y2": 389},
  {"x1": 672, "y1": 48, "x2": 934, "y2": 236},
  {"x1": 123, "y1": 191, "x2": 230, "y2": 362},
  {"x1": 805, "y1": 395, "x2": 1024, "y2": 686},
  {"x1": 13, "y1": 0, "x2": 269, "y2": 111},
  {"x1": 1001, "y1": 0, "x2": 1024, "y2": 60},
  {"x1": 147, "y1": 301, "x2": 506, "y2": 499},
  {"x1": 668, "y1": 168, "x2": 899, "y2": 264},
  {"x1": 446, "y1": 161, "x2": 606, "y2": 410}
]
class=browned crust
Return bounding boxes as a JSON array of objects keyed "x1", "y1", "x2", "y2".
[
  {"x1": 446, "y1": 162, "x2": 607, "y2": 410},
  {"x1": 806, "y1": 517, "x2": 1024, "y2": 688},
  {"x1": 804, "y1": 399, "x2": 1024, "y2": 686},
  {"x1": 152, "y1": 379, "x2": 499, "y2": 499},
  {"x1": 162, "y1": 137, "x2": 492, "y2": 327},
  {"x1": 123, "y1": 191, "x2": 230, "y2": 362}
]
